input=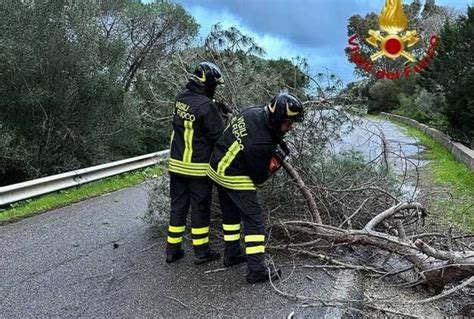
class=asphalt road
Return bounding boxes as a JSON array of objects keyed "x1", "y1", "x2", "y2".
[{"x1": 0, "y1": 185, "x2": 362, "y2": 318}]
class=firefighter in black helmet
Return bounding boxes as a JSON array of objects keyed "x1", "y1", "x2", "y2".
[
  {"x1": 166, "y1": 62, "x2": 231, "y2": 264},
  {"x1": 207, "y1": 92, "x2": 304, "y2": 283}
]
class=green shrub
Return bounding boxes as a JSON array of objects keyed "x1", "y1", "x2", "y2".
[{"x1": 368, "y1": 80, "x2": 401, "y2": 113}]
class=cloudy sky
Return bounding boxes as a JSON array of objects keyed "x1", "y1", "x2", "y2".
[{"x1": 153, "y1": 0, "x2": 473, "y2": 85}]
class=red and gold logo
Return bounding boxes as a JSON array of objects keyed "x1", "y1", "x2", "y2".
[{"x1": 348, "y1": 0, "x2": 439, "y2": 79}]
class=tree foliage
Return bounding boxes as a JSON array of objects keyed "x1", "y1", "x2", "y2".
[
  {"x1": 0, "y1": 0, "x2": 197, "y2": 185},
  {"x1": 419, "y1": 6, "x2": 474, "y2": 146},
  {"x1": 0, "y1": 3, "x2": 313, "y2": 186},
  {"x1": 368, "y1": 79, "x2": 401, "y2": 113}
]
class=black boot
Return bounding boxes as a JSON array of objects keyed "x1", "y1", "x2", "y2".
[
  {"x1": 223, "y1": 243, "x2": 246, "y2": 267},
  {"x1": 166, "y1": 244, "x2": 184, "y2": 263},
  {"x1": 246, "y1": 268, "x2": 282, "y2": 284},
  {"x1": 194, "y1": 245, "x2": 221, "y2": 265},
  {"x1": 224, "y1": 253, "x2": 246, "y2": 267}
]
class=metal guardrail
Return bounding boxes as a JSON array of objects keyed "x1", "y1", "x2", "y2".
[{"x1": 0, "y1": 150, "x2": 170, "y2": 206}]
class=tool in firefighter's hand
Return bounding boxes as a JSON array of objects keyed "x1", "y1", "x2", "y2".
[
  {"x1": 269, "y1": 143, "x2": 290, "y2": 174},
  {"x1": 274, "y1": 147, "x2": 288, "y2": 163},
  {"x1": 275, "y1": 138, "x2": 290, "y2": 162}
]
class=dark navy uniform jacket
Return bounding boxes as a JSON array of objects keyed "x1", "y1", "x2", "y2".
[{"x1": 169, "y1": 82, "x2": 224, "y2": 178}]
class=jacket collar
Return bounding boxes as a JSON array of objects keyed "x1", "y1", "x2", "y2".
[{"x1": 185, "y1": 81, "x2": 210, "y2": 97}]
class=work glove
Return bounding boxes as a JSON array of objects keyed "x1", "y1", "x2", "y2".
[
  {"x1": 269, "y1": 156, "x2": 281, "y2": 174},
  {"x1": 269, "y1": 148, "x2": 288, "y2": 174}
]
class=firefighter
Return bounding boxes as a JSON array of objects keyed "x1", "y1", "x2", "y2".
[
  {"x1": 207, "y1": 92, "x2": 304, "y2": 283},
  {"x1": 166, "y1": 62, "x2": 231, "y2": 264}
]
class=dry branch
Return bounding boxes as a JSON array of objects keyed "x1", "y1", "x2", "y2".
[
  {"x1": 277, "y1": 160, "x2": 474, "y2": 293},
  {"x1": 281, "y1": 160, "x2": 322, "y2": 224}
]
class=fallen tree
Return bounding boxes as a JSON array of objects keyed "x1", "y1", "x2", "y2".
[
  {"x1": 253, "y1": 98, "x2": 473, "y2": 313},
  {"x1": 274, "y1": 159, "x2": 473, "y2": 293},
  {"x1": 145, "y1": 57, "x2": 472, "y2": 312}
]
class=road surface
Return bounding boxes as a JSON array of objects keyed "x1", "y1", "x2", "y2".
[{"x1": 0, "y1": 185, "x2": 362, "y2": 318}]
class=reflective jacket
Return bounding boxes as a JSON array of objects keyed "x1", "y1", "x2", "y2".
[
  {"x1": 207, "y1": 106, "x2": 278, "y2": 190},
  {"x1": 169, "y1": 83, "x2": 224, "y2": 178}
]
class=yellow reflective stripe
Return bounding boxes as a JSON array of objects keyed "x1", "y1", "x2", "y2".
[
  {"x1": 169, "y1": 159, "x2": 208, "y2": 177},
  {"x1": 208, "y1": 174, "x2": 255, "y2": 190},
  {"x1": 167, "y1": 236, "x2": 183, "y2": 244},
  {"x1": 191, "y1": 227, "x2": 209, "y2": 235},
  {"x1": 217, "y1": 141, "x2": 241, "y2": 175},
  {"x1": 169, "y1": 159, "x2": 208, "y2": 169},
  {"x1": 193, "y1": 237, "x2": 209, "y2": 245},
  {"x1": 246, "y1": 245, "x2": 265, "y2": 254},
  {"x1": 207, "y1": 166, "x2": 256, "y2": 191},
  {"x1": 208, "y1": 167, "x2": 253, "y2": 182},
  {"x1": 286, "y1": 102, "x2": 300, "y2": 116},
  {"x1": 196, "y1": 70, "x2": 206, "y2": 82},
  {"x1": 168, "y1": 225, "x2": 185, "y2": 233},
  {"x1": 183, "y1": 120, "x2": 194, "y2": 163},
  {"x1": 268, "y1": 101, "x2": 277, "y2": 113},
  {"x1": 208, "y1": 176, "x2": 255, "y2": 190},
  {"x1": 224, "y1": 234, "x2": 240, "y2": 241},
  {"x1": 245, "y1": 235, "x2": 265, "y2": 242},
  {"x1": 169, "y1": 166, "x2": 207, "y2": 177},
  {"x1": 223, "y1": 224, "x2": 241, "y2": 231}
]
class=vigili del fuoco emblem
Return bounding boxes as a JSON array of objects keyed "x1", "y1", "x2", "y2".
[{"x1": 348, "y1": 0, "x2": 439, "y2": 80}]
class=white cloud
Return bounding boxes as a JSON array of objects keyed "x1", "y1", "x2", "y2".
[
  {"x1": 150, "y1": 0, "x2": 473, "y2": 85},
  {"x1": 186, "y1": 4, "x2": 355, "y2": 84},
  {"x1": 187, "y1": 5, "x2": 299, "y2": 59}
]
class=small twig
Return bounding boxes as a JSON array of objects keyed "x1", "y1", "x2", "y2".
[
  {"x1": 365, "y1": 304, "x2": 421, "y2": 318},
  {"x1": 409, "y1": 233, "x2": 445, "y2": 239},
  {"x1": 378, "y1": 265, "x2": 415, "y2": 279},
  {"x1": 165, "y1": 296, "x2": 188, "y2": 308},
  {"x1": 408, "y1": 276, "x2": 474, "y2": 305},
  {"x1": 204, "y1": 268, "x2": 227, "y2": 274},
  {"x1": 339, "y1": 198, "x2": 369, "y2": 228},
  {"x1": 300, "y1": 264, "x2": 353, "y2": 269},
  {"x1": 140, "y1": 243, "x2": 159, "y2": 252},
  {"x1": 85, "y1": 268, "x2": 115, "y2": 281},
  {"x1": 276, "y1": 247, "x2": 386, "y2": 274},
  {"x1": 322, "y1": 267, "x2": 335, "y2": 279},
  {"x1": 103, "y1": 269, "x2": 115, "y2": 283},
  {"x1": 278, "y1": 256, "x2": 296, "y2": 284}
]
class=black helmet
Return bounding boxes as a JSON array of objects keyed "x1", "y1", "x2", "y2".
[
  {"x1": 266, "y1": 92, "x2": 304, "y2": 126},
  {"x1": 190, "y1": 62, "x2": 224, "y2": 88}
]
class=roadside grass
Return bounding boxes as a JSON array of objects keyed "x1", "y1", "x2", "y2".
[
  {"x1": 394, "y1": 121, "x2": 474, "y2": 231},
  {"x1": 0, "y1": 166, "x2": 164, "y2": 225}
]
